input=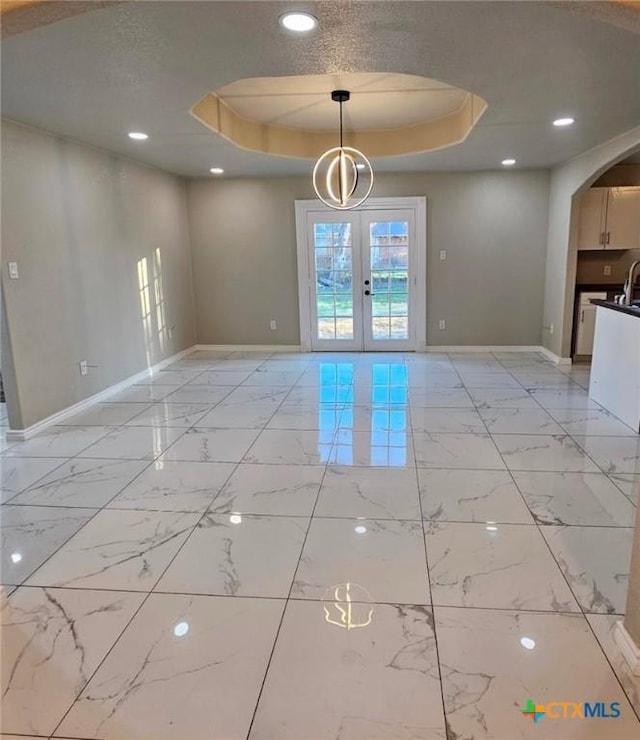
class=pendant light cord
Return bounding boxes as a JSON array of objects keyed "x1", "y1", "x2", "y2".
[{"x1": 339, "y1": 99, "x2": 343, "y2": 148}]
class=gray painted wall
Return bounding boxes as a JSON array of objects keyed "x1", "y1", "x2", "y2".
[
  {"x1": 187, "y1": 171, "x2": 550, "y2": 347},
  {"x1": 541, "y1": 126, "x2": 640, "y2": 358},
  {"x1": 1, "y1": 120, "x2": 196, "y2": 428}
]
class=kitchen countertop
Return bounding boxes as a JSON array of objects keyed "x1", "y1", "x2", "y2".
[{"x1": 591, "y1": 299, "x2": 640, "y2": 319}]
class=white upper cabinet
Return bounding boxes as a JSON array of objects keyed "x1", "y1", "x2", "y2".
[
  {"x1": 577, "y1": 186, "x2": 640, "y2": 251},
  {"x1": 577, "y1": 188, "x2": 608, "y2": 250},
  {"x1": 606, "y1": 187, "x2": 640, "y2": 249}
]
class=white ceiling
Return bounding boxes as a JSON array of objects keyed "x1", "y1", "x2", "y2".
[
  {"x1": 2, "y1": 0, "x2": 640, "y2": 178},
  {"x1": 216, "y1": 73, "x2": 471, "y2": 131}
]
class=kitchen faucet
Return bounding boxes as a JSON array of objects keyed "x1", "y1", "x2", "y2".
[{"x1": 623, "y1": 260, "x2": 640, "y2": 306}]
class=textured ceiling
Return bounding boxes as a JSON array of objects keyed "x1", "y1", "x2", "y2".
[{"x1": 2, "y1": 0, "x2": 640, "y2": 177}]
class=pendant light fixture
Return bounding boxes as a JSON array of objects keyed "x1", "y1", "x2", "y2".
[{"x1": 312, "y1": 90, "x2": 373, "y2": 211}]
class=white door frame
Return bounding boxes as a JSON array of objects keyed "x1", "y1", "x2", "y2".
[{"x1": 295, "y1": 197, "x2": 427, "y2": 352}]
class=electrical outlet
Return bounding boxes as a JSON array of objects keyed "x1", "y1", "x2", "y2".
[
  {"x1": 439, "y1": 250, "x2": 447, "y2": 261},
  {"x1": 439, "y1": 319, "x2": 446, "y2": 331},
  {"x1": 603, "y1": 265, "x2": 612, "y2": 276},
  {"x1": 7, "y1": 262, "x2": 19, "y2": 279},
  {"x1": 79, "y1": 361, "x2": 88, "y2": 376},
  {"x1": 270, "y1": 320, "x2": 277, "y2": 330}
]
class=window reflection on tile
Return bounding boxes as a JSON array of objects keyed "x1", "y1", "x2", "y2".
[{"x1": 332, "y1": 363, "x2": 409, "y2": 466}]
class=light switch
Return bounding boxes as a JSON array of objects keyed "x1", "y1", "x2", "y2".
[
  {"x1": 603, "y1": 265, "x2": 612, "y2": 276},
  {"x1": 439, "y1": 250, "x2": 447, "y2": 261},
  {"x1": 439, "y1": 319, "x2": 446, "y2": 331},
  {"x1": 7, "y1": 262, "x2": 19, "y2": 279}
]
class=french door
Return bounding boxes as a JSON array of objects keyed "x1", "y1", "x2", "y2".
[{"x1": 295, "y1": 198, "x2": 426, "y2": 351}]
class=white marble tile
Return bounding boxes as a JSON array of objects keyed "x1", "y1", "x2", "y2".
[
  {"x1": 540, "y1": 525, "x2": 634, "y2": 614},
  {"x1": 210, "y1": 463, "x2": 323, "y2": 517},
  {"x1": 587, "y1": 614, "x2": 640, "y2": 718},
  {"x1": 258, "y1": 359, "x2": 311, "y2": 372},
  {"x1": 159, "y1": 427, "x2": 259, "y2": 463},
  {"x1": 413, "y1": 433, "x2": 505, "y2": 469},
  {"x1": 108, "y1": 384, "x2": 177, "y2": 402},
  {"x1": 315, "y1": 466, "x2": 421, "y2": 520},
  {"x1": 59, "y1": 402, "x2": 152, "y2": 426},
  {"x1": 283, "y1": 385, "x2": 353, "y2": 406},
  {"x1": 549, "y1": 408, "x2": 638, "y2": 436},
  {"x1": 479, "y1": 407, "x2": 564, "y2": 435},
  {"x1": 107, "y1": 460, "x2": 235, "y2": 512},
  {"x1": 139, "y1": 369, "x2": 204, "y2": 385},
  {"x1": 458, "y1": 372, "x2": 523, "y2": 389},
  {"x1": 492, "y1": 434, "x2": 599, "y2": 472},
  {"x1": 529, "y1": 388, "x2": 602, "y2": 410},
  {"x1": 418, "y1": 469, "x2": 533, "y2": 523},
  {"x1": 219, "y1": 385, "x2": 291, "y2": 406},
  {"x1": 292, "y1": 517, "x2": 430, "y2": 604},
  {"x1": 469, "y1": 387, "x2": 540, "y2": 409},
  {"x1": 55, "y1": 593, "x2": 284, "y2": 740},
  {"x1": 295, "y1": 364, "x2": 355, "y2": 386},
  {"x1": 339, "y1": 404, "x2": 410, "y2": 431},
  {"x1": 245, "y1": 429, "x2": 333, "y2": 465},
  {"x1": 1, "y1": 505, "x2": 96, "y2": 585},
  {"x1": 187, "y1": 369, "x2": 253, "y2": 385},
  {"x1": 156, "y1": 514, "x2": 307, "y2": 597},
  {"x1": 608, "y1": 473, "x2": 640, "y2": 504},
  {"x1": 425, "y1": 522, "x2": 579, "y2": 611},
  {"x1": 1, "y1": 425, "x2": 112, "y2": 457},
  {"x1": 407, "y1": 372, "x2": 463, "y2": 390},
  {"x1": 197, "y1": 401, "x2": 280, "y2": 429},
  {"x1": 241, "y1": 369, "x2": 303, "y2": 386},
  {"x1": 409, "y1": 388, "x2": 474, "y2": 408},
  {"x1": 410, "y1": 408, "x2": 485, "y2": 434},
  {"x1": 330, "y1": 429, "x2": 414, "y2": 468},
  {"x1": 436, "y1": 607, "x2": 639, "y2": 740},
  {"x1": 8, "y1": 458, "x2": 148, "y2": 508},
  {"x1": 162, "y1": 385, "x2": 235, "y2": 405},
  {"x1": 451, "y1": 358, "x2": 505, "y2": 373},
  {"x1": 267, "y1": 404, "x2": 342, "y2": 431},
  {"x1": 1, "y1": 586, "x2": 144, "y2": 736},
  {"x1": 572, "y1": 435, "x2": 640, "y2": 475},
  {"x1": 510, "y1": 372, "x2": 580, "y2": 390},
  {"x1": 250, "y1": 601, "x2": 446, "y2": 740},
  {"x1": 77, "y1": 425, "x2": 185, "y2": 460},
  {"x1": 26, "y1": 509, "x2": 199, "y2": 590},
  {"x1": 512, "y1": 471, "x2": 636, "y2": 526},
  {"x1": 125, "y1": 402, "x2": 212, "y2": 427},
  {"x1": 1, "y1": 457, "x2": 70, "y2": 503}
]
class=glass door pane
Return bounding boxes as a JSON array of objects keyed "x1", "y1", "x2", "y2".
[
  {"x1": 362, "y1": 212, "x2": 413, "y2": 350},
  {"x1": 308, "y1": 215, "x2": 362, "y2": 350}
]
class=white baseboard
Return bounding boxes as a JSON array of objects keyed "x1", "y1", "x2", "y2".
[
  {"x1": 194, "y1": 344, "x2": 302, "y2": 353},
  {"x1": 538, "y1": 346, "x2": 573, "y2": 366},
  {"x1": 613, "y1": 619, "x2": 640, "y2": 676},
  {"x1": 421, "y1": 345, "x2": 571, "y2": 364},
  {"x1": 6, "y1": 346, "x2": 196, "y2": 441}
]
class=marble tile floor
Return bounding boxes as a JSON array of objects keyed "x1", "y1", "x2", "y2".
[{"x1": 1, "y1": 350, "x2": 640, "y2": 739}]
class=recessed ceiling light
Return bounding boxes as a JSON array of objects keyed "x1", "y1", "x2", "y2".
[
  {"x1": 354, "y1": 525, "x2": 367, "y2": 534},
  {"x1": 128, "y1": 132, "x2": 148, "y2": 140},
  {"x1": 229, "y1": 514, "x2": 242, "y2": 524},
  {"x1": 553, "y1": 117, "x2": 575, "y2": 127},
  {"x1": 173, "y1": 621, "x2": 189, "y2": 637},
  {"x1": 10, "y1": 552, "x2": 22, "y2": 564},
  {"x1": 501, "y1": 158, "x2": 516, "y2": 167},
  {"x1": 209, "y1": 167, "x2": 225, "y2": 175},
  {"x1": 279, "y1": 11, "x2": 317, "y2": 32},
  {"x1": 520, "y1": 636, "x2": 536, "y2": 650}
]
